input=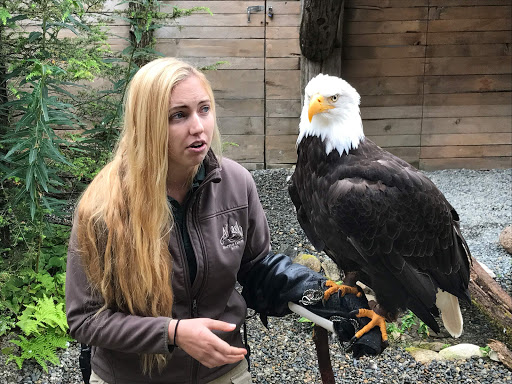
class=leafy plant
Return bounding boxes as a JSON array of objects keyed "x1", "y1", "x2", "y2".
[
  {"x1": 222, "y1": 141, "x2": 240, "y2": 151},
  {"x1": 387, "y1": 310, "x2": 429, "y2": 339},
  {"x1": 199, "y1": 60, "x2": 229, "y2": 71},
  {"x1": 479, "y1": 345, "x2": 492, "y2": 357},
  {"x1": 0, "y1": 0, "x2": 111, "y2": 277},
  {"x1": 0, "y1": 223, "x2": 69, "y2": 336},
  {"x1": 5, "y1": 295, "x2": 72, "y2": 372},
  {"x1": 417, "y1": 319, "x2": 430, "y2": 338},
  {"x1": 400, "y1": 310, "x2": 417, "y2": 331},
  {"x1": 386, "y1": 322, "x2": 401, "y2": 336}
]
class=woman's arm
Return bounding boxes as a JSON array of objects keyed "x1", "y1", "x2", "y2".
[{"x1": 65, "y1": 226, "x2": 172, "y2": 355}]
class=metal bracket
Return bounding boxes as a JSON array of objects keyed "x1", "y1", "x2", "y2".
[
  {"x1": 247, "y1": 5, "x2": 264, "y2": 23},
  {"x1": 268, "y1": 6, "x2": 274, "y2": 19}
]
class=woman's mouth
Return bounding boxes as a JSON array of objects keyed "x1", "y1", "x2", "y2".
[{"x1": 188, "y1": 141, "x2": 206, "y2": 152}]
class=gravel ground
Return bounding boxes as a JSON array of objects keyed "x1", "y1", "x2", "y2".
[{"x1": 0, "y1": 168, "x2": 511, "y2": 383}]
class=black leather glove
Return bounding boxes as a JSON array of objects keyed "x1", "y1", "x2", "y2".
[
  {"x1": 299, "y1": 282, "x2": 387, "y2": 358},
  {"x1": 241, "y1": 253, "x2": 324, "y2": 318}
]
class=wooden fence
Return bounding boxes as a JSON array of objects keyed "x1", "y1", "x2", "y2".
[
  {"x1": 341, "y1": 0, "x2": 512, "y2": 170},
  {"x1": 71, "y1": 0, "x2": 512, "y2": 169}
]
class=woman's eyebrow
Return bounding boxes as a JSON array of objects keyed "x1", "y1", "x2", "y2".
[
  {"x1": 169, "y1": 104, "x2": 190, "y2": 110},
  {"x1": 169, "y1": 99, "x2": 210, "y2": 109}
]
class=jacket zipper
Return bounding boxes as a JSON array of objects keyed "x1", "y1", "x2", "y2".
[
  {"x1": 186, "y1": 196, "x2": 202, "y2": 384},
  {"x1": 186, "y1": 169, "x2": 217, "y2": 307},
  {"x1": 187, "y1": 171, "x2": 216, "y2": 384},
  {"x1": 176, "y1": 199, "x2": 199, "y2": 384}
]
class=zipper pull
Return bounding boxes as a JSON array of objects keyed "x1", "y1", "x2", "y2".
[{"x1": 192, "y1": 299, "x2": 198, "y2": 318}]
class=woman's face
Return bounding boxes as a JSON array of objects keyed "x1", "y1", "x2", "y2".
[{"x1": 167, "y1": 75, "x2": 214, "y2": 173}]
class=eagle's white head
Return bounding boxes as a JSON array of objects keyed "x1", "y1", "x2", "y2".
[{"x1": 298, "y1": 74, "x2": 365, "y2": 156}]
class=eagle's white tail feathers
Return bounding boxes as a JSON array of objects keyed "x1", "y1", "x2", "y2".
[{"x1": 436, "y1": 289, "x2": 463, "y2": 338}]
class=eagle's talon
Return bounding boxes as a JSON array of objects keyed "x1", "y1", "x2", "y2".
[
  {"x1": 323, "y1": 280, "x2": 362, "y2": 301},
  {"x1": 345, "y1": 335, "x2": 359, "y2": 352},
  {"x1": 353, "y1": 308, "x2": 388, "y2": 343},
  {"x1": 348, "y1": 309, "x2": 360, "y2": 319}
]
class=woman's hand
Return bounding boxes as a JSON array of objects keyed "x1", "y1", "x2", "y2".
[{"x1": 168, "y1": 318, "x2": 247, "y2": 368}]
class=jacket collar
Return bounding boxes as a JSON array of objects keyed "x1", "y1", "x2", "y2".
[{"x1": 204, "y1": 149, "x2": 222, "y2": 184}]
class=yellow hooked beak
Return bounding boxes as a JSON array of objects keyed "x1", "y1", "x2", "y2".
[{"x1": 308, "y1": 94, "x2": 334, "y2": 122}]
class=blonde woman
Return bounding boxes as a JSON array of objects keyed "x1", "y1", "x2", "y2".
[{"x1": 66, "y1": 58, "x2": 331, "y2": 384}]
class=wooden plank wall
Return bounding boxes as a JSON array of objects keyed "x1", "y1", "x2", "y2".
[
  {"x1": 44, "y1": 0, "x2": 511, "y2": 170},
  {"x1": 157, "y1": 0, "x2": 302, "y2": 169},
  {"x1": 342, "y1": 0, "x2": 512, "y2": 170},
  {"x1": 157, "y1": 1, "x2": 267, "y2": 169},
  {"x1": 265, "y1": 0, "x2": 301, "y2": 168}
]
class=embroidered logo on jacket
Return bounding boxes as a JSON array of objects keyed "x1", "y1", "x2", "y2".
[{"x1": 220, "y1": 221, "x2": 244, "y2": 249}]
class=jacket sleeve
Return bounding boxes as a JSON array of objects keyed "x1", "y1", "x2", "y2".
[{"x1": 65, "y1": 224, "x2": 172, "y2": 355}]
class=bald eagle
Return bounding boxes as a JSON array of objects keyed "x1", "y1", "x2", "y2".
[{"x1": 289, "y1": 74, "x2": 472, "y2": 343}]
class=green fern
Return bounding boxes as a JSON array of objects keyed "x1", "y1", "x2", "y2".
[
  {"x1": 6, "y1": 295, "x2": 71, "y2": 371},
  {"x1": 7, "y1": 328, "x2": 72, "y2": 372},
  {"x1": 16, "y1": 295, "x2": 68, "y2": 335}
]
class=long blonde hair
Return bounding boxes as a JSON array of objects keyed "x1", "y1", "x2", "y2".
[{"x1": 76, "y1": 58, "x2": 221, "y2": 373}]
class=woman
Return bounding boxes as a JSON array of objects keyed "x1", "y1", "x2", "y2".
[{"x1": 66, "y1": 58, "x2": 328, "y2": 384}]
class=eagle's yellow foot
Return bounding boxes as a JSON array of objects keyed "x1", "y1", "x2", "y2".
[
  {"x1": 323, "y1": 280, "x2": 363, "y2": 301},
  {"x1": 352, "y1": 308, "x2": 388, "y2": 343}
]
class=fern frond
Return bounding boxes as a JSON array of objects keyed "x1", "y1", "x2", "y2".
[
  {"x1": 16, "y1": 307, "x2": 42, "y2": 336},
  {"x1": 17, "y1": 295, "x2": 68, "y2": 336},
  {"x1": 31, "y1": 295, "x2": 68, "y2": 333},
  {"x1": 7, "y1": 328, "x2": 72, "y2": 372}
]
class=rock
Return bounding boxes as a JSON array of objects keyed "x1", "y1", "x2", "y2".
[
  {"x1": 499, "y1": 225, "x2": 512, "y2": 254},
  {"x1": 278, "y1": 244, "x2": 298, "y2": 259},
  {"x1": 438, "y1": 343, "x2": 484, "y2": 360},
  {"x1": 320, "y1": 259, "x2": 340, "y2": 281},
  {"x1": 293, "y1": 253, "x2": 321, "y2": 272},
  {"x1": 411, "y1": 341, "x2": 449, "y2": 352},
  {"x1": 390, "y1": 330, "x2": 402, "y2": 340},
  {"x1": 406, "y1": 347, "x2": 440, "y2": 364}
]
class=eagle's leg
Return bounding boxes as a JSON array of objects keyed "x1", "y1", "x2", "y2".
[
  {"x1": 351, "y1": 305, "x2": 389, "y2": 343},
  {"x1": 323, "y1": 280, "x2": 362, "y2": 302}
]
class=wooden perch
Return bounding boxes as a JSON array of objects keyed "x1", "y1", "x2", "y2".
[
  {"x1": 313, "y1": 325, "x2": 335, "y2": 384},
  {"x1": 469, "y1": 256, "x2": 512, "y2": 348},
  {"x1": 488, "y1": 339, "x2": 512, "y2": 370}
]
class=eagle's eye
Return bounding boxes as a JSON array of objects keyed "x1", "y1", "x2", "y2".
[{"x1": 330, "y1": 94, "x2": 339, "y2": 102}]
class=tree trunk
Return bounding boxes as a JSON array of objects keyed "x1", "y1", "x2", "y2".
[
  {"x1": 300, "y1": 0, "x2": 345, "y2": 101},
  {"x1": 469, "y1": 257, "x2": 512, "y2": 348}
]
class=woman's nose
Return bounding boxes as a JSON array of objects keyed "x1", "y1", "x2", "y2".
[{"x1": 189, "y1": 113, "x2": 204, "y2": 134}]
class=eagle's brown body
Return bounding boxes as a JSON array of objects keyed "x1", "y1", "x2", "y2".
[{"x1": 289, "y1": 135, "x2": 471, "y2": 332}]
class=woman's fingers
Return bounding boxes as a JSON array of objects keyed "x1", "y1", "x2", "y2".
[
  {"x1": 205, "y1": 319, "x2": 237, "y2": 332},
  {"x1": 173, "y1": 318, "x2": 247, "y2": 368}
]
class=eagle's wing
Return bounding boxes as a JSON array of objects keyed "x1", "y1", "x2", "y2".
[
  {"x1": 329, "y1": 163, "x2": 463, "y2": 269},
  {"x1": 289, "y1": 181, "x2": 326, "y2": 251}
]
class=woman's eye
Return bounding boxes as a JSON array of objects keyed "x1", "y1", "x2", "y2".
[
  {"x1": 330, "y1": 94, "x2": 339, "y2": 102},
  {"x1": 200, "y1": 105, "x2": 210, "y2": 113},
  {"x1": 170, "y1": 111, "x2": 185, "y2": 120}
]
